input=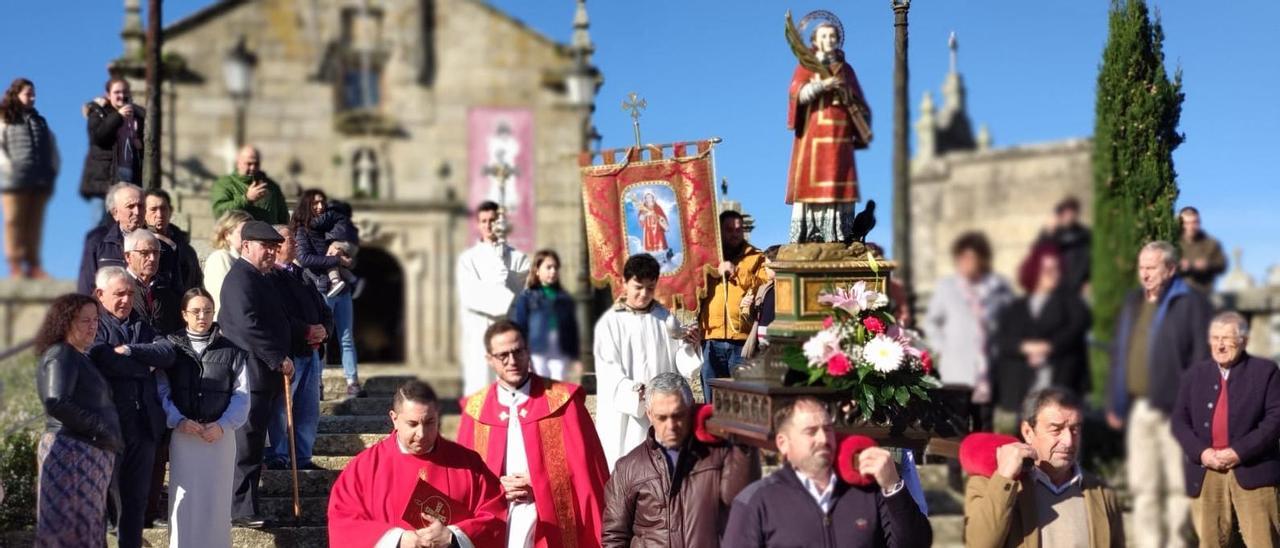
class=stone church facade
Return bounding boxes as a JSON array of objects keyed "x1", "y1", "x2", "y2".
[
  {"x1": 908, "y1": 38, "x2": 1093, "y2": 299},
  {"x1": 114, "y1": 0, "x2": 596, "y2": 393}
]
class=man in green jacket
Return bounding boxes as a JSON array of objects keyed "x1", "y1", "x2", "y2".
[{"x1": 211, "y1": 145, "x2": 289, "y2": 224}]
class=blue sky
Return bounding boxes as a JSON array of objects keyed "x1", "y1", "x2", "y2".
[{"x1": 3, "y1": 1, "x2": 1277, "y2": 282}]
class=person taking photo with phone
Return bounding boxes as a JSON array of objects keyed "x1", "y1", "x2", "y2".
[{"x1": 211, "y1": 145, "x2": 289, "y2": 225}]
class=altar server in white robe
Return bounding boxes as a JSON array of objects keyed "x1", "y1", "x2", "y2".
[
  {"x1": 457, "y1": 200, "x2": 530, "y2": 395},
  {"x1": 594, "y1": 254, "x2": 702, "y2": 470}
]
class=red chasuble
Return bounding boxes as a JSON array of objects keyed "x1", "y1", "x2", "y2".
[
  {"x1": 785, "y1": 50, "x2": 869, "y2": 205},
  {"x1": 456, "y1": 376, "x2": 610, "y2": 548},
  {"x1": 327, "y1": 435, "x2": 507, "y2": 547}
]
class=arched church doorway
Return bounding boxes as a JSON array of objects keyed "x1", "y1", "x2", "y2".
[{"x1": 331, "y1": 246, "x2": 404, "y2": 363}]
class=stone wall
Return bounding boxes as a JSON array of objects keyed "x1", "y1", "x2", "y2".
[
  {"x1": 124, "y1": 0, "x2": 592, "y2": 383},
  {"x1": 909, "y1": 138, "x2": 1093, "y2": 297},
  {"x1": 0, "y1": 280, "x2": 76, "y2": 350}
]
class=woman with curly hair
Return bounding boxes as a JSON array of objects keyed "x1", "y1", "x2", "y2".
[
  {"x1": 0, "y1": 78, "x2": 59, "y2": 278},
  {"x1": 201, "y1": 209, "x2": 253, "y2": 312},
  {"x1": 33, "y1": 293, "x2": 123, "y2": 546}
]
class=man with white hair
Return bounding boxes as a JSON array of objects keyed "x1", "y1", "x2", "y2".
[
  {"x1": 1105, "y1": 240, "x2": 1213, "y2": 548},
  {"x1": 122, "y1": 229, "x2": 182, "y2": 334},
  {"x1": 1172, "y1": 311, "x2": 1280, "y2": 546},
  {"x1": 602, "y1": 371, "x2": 758, "y2": 546},
  {"x1": 90, "y1": 265, "x2": 175, "y2": 548},
  {"x1": 78, "y1": 182, "x2": 143, "y2": 294}
]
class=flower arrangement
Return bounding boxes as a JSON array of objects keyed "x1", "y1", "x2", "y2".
[{"x1": 783, "y1": 280, "x2": 940, "y2": 421}]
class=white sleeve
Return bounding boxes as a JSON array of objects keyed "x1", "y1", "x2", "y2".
[
  {"x1": 797, "y1": 81, "x2": 824, "y2": 104},
  {"x1": 447, "y1": 526, "x2": 474, "y2": 548},
  {"x1": 374, "y1": 528, "x2": 405, "y2": 548},
  {"x1": 594, "y1": 316, "x2": 643, "y2": 418},
  {"x1": 674, "y1": 338, "x2": 703, "y2": 377},
  {"x1": 457, "y1": 253, "x2": 517, "y2": 318}
]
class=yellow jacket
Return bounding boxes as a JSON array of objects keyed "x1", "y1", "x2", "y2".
[
  {"x1": 963, "y1": 473, "x2": 1125, "y2": 548},
  {"x1": 700, "y1": 245, "x2": 770, "y2": 341}
]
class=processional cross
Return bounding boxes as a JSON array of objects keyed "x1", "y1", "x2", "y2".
[{"x1": 622, "y1": 92, "x2": 647, "y2": 149}]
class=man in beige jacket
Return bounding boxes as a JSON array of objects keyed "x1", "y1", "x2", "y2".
[{"x1": 964, "y1": 387, "x2": 1125, "y2": 547}]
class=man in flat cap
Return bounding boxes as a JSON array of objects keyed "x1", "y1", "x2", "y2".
[{"x1": 217, "y1": 220, "x2": 296, "y2": 527}]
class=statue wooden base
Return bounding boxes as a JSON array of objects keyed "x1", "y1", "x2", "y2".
[
  {"x1": 766, "y1": 242, "x2": 891, "y2": 341},
  {"x1": 706, "y1": 242, "x2": 968, "y2": 458}
]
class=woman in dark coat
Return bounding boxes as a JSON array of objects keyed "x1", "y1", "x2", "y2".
[
  {"x1": 509, "y1": 249, "x2": 579, "y2": 380},
  {"x1": 34, "y1": 293, "x2": 124, "y2": 546},
  {"x1": 0, "y1": 78, "x2": 59, "y2": 278},
  {"x1": 291, "y1": 188, "x2": 360, "y2": 395},
  {"x1": 992, "y1": 243, "x2": 1092, "y2": 430}
]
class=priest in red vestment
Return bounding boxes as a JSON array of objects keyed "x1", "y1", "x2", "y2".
[
  {"x1": 328, "y1": 380, "x2": 506, "y2": 548},
  {"x1": 785, "y1": 21, "x2": 870, "y2": 243},
  {"x1": 457, "y1": 320, "x2": 609, "y2": 548}
]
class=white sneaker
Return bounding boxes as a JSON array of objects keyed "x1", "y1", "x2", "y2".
[{"x1": 325, "y1": 280, "x2": 347, "y2": 299}]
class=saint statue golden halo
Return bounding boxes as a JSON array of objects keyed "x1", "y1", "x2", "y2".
[{"x1": 797, "y1": 10, "x2": 845, "y2": 49}]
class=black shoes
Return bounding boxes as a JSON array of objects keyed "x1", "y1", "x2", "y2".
[{"x1": 231, "y1": 515, "x2": 266, "y2": 529}]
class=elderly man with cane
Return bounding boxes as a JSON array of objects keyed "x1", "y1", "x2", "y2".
[{"x1": 218, "y1": 220, "x2": 298, "y2": 527}]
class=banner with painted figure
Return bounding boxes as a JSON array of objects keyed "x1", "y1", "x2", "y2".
[
  {"x1": 579, "y1": 140, "x2": 722, "y2": 312},
  {"x1": 468, "y1": 108, "x2": 535, "y2": 252}
]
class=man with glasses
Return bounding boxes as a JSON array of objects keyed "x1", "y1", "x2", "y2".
[
  {"x1": 122, "y1": 229, "x2": 181, "y2": 334},
  {"x1": 217, "y1": 220, "x2": 295, "y2": 528},
  {"x1": 457, "y1": 320, "x2": 609, "y2": 547},
  {"x1": 1172, "y1": 311, "x2": 1280, "y2": 546}
]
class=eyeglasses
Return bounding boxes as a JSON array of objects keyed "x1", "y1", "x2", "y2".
[
  {"x1": 488, "y1": 347, "x2": 528, "y2": 363},
  {"x1": 184, "y1": 308, "x2": 215, "y2": 318},
  {"x1": 129, "y1": 249, "x2": 160, "y2": 257}
]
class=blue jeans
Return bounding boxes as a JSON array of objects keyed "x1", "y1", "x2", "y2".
[
  {"x1": 701, "y1": 340, "x2": 745, "y2": 404},
  {"x1": 266, "y1": 351, "x2": 321, "y2": 467},
  {"x1": 325, "y1": 292, "x2": 358, "y2": 381}
]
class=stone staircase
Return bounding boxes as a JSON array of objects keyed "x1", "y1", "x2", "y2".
[
  {"x1": 125, "y1": 364, "x2": 975, "y2": 547},
  {"x1": 136, "y1": 365, "x2": 429, "y2": 548}
]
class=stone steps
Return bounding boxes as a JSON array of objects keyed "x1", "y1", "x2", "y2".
[{"x1": 140, "y1": 526, "x2": 327, "y2": 548}]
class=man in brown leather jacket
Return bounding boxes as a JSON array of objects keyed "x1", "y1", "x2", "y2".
[{"x1": 601, "y1": 372, "x2": 758, "y2": 547}]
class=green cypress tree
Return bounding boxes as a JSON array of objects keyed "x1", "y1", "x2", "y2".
[{"x1": 1091, "y1": 0, "x2": 1184, "y2": 398}]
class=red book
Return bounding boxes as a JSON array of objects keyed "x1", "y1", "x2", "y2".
[{"x1": 401, "y1": 474, "x2": 472, "y2": 530}]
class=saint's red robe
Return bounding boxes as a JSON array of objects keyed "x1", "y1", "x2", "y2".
[
  {"x1": 327, "y1": 435, "x2": 507, "y2": 547},
  {"x1": 786, "y1": 50, "x2": 869, "y2": 205},
  {"x1": 639, "y1": 204, "x2": 669, "y2": 252},
  {"x1": 457, "y1": 376, "x2": 609, "y2": 548}
]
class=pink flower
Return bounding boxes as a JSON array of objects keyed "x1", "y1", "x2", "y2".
[
  {"x1": 862, "y1": 316, "x2": 886, "y2": 334},
  {"x1": 827, "y1": 352, "x2": 853, "y2": 376},
  {"x1": 823, "y1": 316, "x2": 835, "y2": 329},
  {"x1": 921, "y1": 351, "x2": 934, "y2": 375}
]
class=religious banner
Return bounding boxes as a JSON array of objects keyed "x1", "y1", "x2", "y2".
[
  {"x1": 468, "y1": 107, "x2": 535, "y2": 252},
  {"x1": 579, "y1": 141, "x2": 722, "y2": 312}
]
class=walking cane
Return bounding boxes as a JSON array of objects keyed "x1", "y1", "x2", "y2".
[{"x1": 282, "y1": 371, "x2": 301, "y2": 523}]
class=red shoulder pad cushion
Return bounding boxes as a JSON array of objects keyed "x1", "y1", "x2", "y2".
[
  {"x1": 693, "y1": 404, "x2": 723, "y2": 444},
  {"x1": 836, "y1": 434, "x2": 878, "y2": 487},
  {"x1": 959, "y1": 432, "x2": 1021, "y2": 478}
]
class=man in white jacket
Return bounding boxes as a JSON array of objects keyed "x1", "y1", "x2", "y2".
[
  {"x1": 456, "y1": 201, "x2": 530, "y2": 395},
  {"x1": 594, "y1": 254, "x2": 702, "y2": 470}
]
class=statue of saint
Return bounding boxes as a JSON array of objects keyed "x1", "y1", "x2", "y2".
[{"x1": 785, "y1": 11, "x2": 872, "y2": 243}]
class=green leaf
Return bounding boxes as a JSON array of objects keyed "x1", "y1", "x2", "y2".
[
  {"x1": 808, "y1": 366, "x2": 826, "y2": 384},
  {"x1": 895, "y1": 386, "x2": 909, "y2": 406},
  {"x1": 880, "y1": 385, "x2": 895, "y2": 401},
  {"x1": 867, "y1": 251, "x2": 880, "y2": 274},
  {"x1": 857, "y1": 365, "x2": 872, "y2": 382}
]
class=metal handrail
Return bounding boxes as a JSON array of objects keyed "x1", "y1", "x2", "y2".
[{"x1": 0, "y1": 339, "x2": 34, "y2": 364}]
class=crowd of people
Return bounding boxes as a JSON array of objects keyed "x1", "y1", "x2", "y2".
[
  {"x1": 23, "y1": 73, "x2": 369, "y2": 546},
  {"x1": 17, "y1": 69, "x2": 1278, "y2": 548}
]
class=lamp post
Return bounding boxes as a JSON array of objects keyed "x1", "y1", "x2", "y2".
[
  {"x1": 891, "y1": 0, "x2": 915, "y2": 322},
  {"x1": 567, "y1": 0, "x2": 600, "y2": 381},
  {"x1": 222, "y1": 38, "x2": 256, "y2": 149}
]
